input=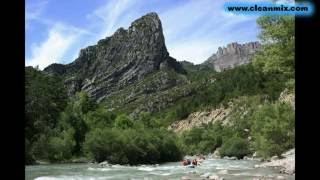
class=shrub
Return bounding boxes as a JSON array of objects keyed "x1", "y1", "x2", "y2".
[
  {"x1": 251, "y1": 102, "x2": 294, "y2": 158},
  {"x1": 47, "y1": 129, "x2": 76, "y2": 162},
  {"x1": 84, "y1": 107, "x2": 116, "y2": 130},
  {"x1": 32, "y1": 134, "x2": 51, "y2": 160},
  {"x1": 220, "y1": 136, "x2": 251, "y2": 159},
  {"x1": 83, "y1": 127, "x2": 182, "y2": 164},
  {"x1": 83, "y1": 128, "x2": 123, "y2": 163},
  {"x1": 114, "y1": 114, "x2": 134, "y2": 129}
]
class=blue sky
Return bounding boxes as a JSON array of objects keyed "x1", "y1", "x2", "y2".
[{"x1": 26, "y1": 0, "x2": 264, "y2": 69}]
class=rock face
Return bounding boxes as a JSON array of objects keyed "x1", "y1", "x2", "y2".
[
  {"x1": 44, "y1": 12, "x2": 184, "y2": 102},
  {"x1": 167, "y1": 96, "x2": 256, "y2": 133},
  {"x1": 203, "y1": 42, "x2": 261, "y2": 72},
  {"x1": 168, "y1": 105, "x2": 232, "y2": 133}
]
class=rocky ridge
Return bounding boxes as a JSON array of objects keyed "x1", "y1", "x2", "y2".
[
  {"x1": 41, "y1": 12, "x2": 276, "y2": 120},
  {"x1": 203, "y1": 42, "x2": 261, "y2": 72},
  {"x1": 44, "y1": 12, "x2": 185, "y2": 103}
]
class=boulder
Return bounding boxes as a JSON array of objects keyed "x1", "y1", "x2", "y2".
[
  {"x1": 223, "y1": 156, "x2": 237, "y2": 160},
  {"x1": 98, "y1": 161, "x2": 109, "y2": 167},
  {"x1": 230, "y1": 156, "x2": 237, "y2": 160},
  {"x1": 243, "y1": 156, "x2": 253, "y2": 160},
  {"x1": 271, "y1": 156, "x2": 279, "y2": 161},
  {"x1": 213, "y1": 148, "x2": 221, "y2": 158},
  {"x1": 209, "y1": 174, "x2": 220, "y2": 180},
  {"x1": 222, "y1": 156, "x2": 230, "y2": 160}
]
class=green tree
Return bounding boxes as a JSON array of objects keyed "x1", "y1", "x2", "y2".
[
  {"x1": 84, "y1": 106, "x2": 116, "y2": 130},
  {"x1": 220, "y1": 136, "x2": 251, "y2": 159},
  {"x1": 251, "y1": 102, "x2": 294, "y2": 158},
  {"x1": 252, "y1": 16, "x2": 295, "y2": 78},
  {"x1": 47, "y1": 129, "x2": 76, "y2": 162},
  {"x1": 25, "y1": 67, "x2": 68, "y2": 163},
  {"x1": 32, "y1": 133, "x2": 54, "y2": 160},
  {"x1": 58, "y1": 92, "x2": 96, "y2": 155},
  {"x1": 83, "y1": 128, "x2": 124, "y2": 163},
  {"x1": 138, "y1": 112, "x2": 160, "y2": 128},
  {"x1": 114, "y1": 114, "x2": 133, "y2": 129},
  {"x1": 25, "y1": 67, "x2": 68, "y2": 143}
]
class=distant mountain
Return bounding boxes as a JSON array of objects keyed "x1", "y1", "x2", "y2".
[{"x1": 202, "y1": 42, "x2": 261, "y2": 72}]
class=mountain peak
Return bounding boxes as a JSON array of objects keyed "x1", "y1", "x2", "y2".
[
  {"x1": 44, "y1": 12, "x2": 184, "y2": 101},
  {"x1": 203, "y1": 41, "x2": 261, "y2": 72},
  {"x1": 131, "y1": 12, "x2": 161, "y2": 26}
]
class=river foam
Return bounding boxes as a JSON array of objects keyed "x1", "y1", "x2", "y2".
[{"x1": 26, "y1": 159, "x2": 295, "y2": 180}]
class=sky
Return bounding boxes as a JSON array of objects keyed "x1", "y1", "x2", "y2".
[{"x1": 26, "y1": 0, "x2": 263, "y2": 70}]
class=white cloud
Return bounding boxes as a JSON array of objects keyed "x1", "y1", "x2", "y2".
[
  {"x1": 161, "y1": 0, "x2": 215, "y2": 41},
  {"x1": 87, "y1": 0, "x2": 137, "y2": 38},
  {"x1": 25, "y1": 0, "x2": 50, "y2": 29},
  {"x1": 26, "y1": 0, "x2": 134, "y2": 69},
  {"x1": 26, "y1": 23, "x2": 79, "y2": 70}
]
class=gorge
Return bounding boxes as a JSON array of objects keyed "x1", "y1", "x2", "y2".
[{"x1": 26, "y1": 12, "x2": 295, "y2": 180}]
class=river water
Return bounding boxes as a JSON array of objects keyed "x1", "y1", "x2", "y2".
[{"x1": 25, "y1": 158, "x2": 294, "y2": 180}]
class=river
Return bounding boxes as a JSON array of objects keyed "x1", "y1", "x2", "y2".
[{"x1": 25, "y1": 158, "x2": 295, "y2": 180}]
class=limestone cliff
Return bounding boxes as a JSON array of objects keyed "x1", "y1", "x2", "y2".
[
  {"x1": 44, "y1": 12, "x2": 185, "y2": 103},
  {"x1": 203, "y1": 42, "x2": 260, "y2": 72}
]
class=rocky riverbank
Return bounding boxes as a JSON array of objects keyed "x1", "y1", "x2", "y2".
[
  {"x1": 254, "y1": 149, "x2": 295, "y2": 175},
  {"x1": 215, "y1": 148, "x2": 294, "y2": 176}
]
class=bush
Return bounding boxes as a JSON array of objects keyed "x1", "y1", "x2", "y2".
[
  {"x1": 251, "y1": 102, "x2": 294, "y2": 158},
  {"x1": 220, "y1": 136, "x2": 251, "y2": 159},
  {"x1": 156, "y1": 130, "x2": 182, "y2": 162},
  {"x1": 180, "y1": 122, "x2": 229, "y2": 155},
  {"x1": 114, "y1": 114, "x2": 134, "y2": 129},
  {"x1": 58, "y1": 92, "x2": 97, "y2": 155},
  {"x1": 32, "y1": 134, "x2": 51, "y2": 160},
  {"x1": 83, "y1": 127, "x2": 182, "y2": 164},
  {"x1": 31, "y1": 129, "x2": 76, "y2": 162},
  {"x1": 25, "y1": 67, "x2": 68, "y2": 140},
  {"x1": 84, "y1": 107, "x2": 116, "y2": 130},
  {"x1": 47, "y1": 129, "x2": 76, "y2": 162},
  {"x1": 83, "y1": 128, "x2": 123, "y2": 163}
]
